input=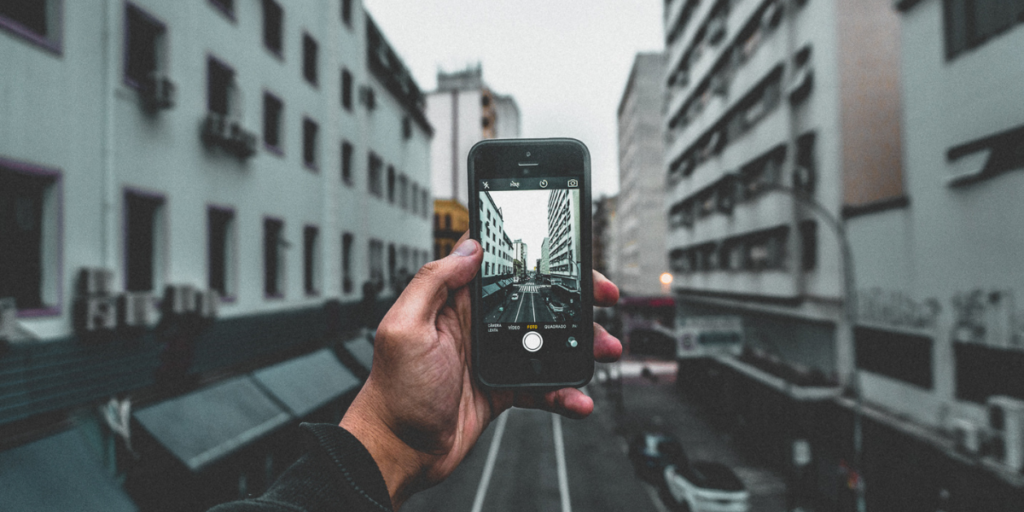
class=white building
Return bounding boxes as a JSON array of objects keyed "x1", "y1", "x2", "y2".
[
  {"x1": 0, "y1": 1, "x2": 432, "y2": 506},
  {"x1": 479, "y1": 191, "x2": 513, "y2": 278},
  {"x1": 617, "y1": 52, "x2": 668, "y2": 297},
  {"x1": 513, "y1": 239, "x2": 528, "y2": 276},
  {"x1": 547, "y1": 189, "x2": 581, "y2": 287},
  {"x1": 426, "y1": 65, "x2": 520, "y2": 206},
  {"x1": 663, "y1": 0, "x2": 903, "y2": 383},
  {"x1": 540, "y1": 237, "x2": 551, "y2": 275}
]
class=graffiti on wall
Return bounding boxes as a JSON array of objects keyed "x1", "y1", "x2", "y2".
[{"x1": 857, "y1": 288, "x2": 940, "y2": 331}]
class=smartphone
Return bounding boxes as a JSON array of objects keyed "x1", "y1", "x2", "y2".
[{"x1": 468, "y1": 138, "x2": 594, "y2": 389}]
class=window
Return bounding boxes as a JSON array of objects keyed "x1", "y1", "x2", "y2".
[
  {"x1": 341, "y1": 140, "x2": 353, "y2": 184},
  {"x1": 402, "y1": 117, "x2": 412, "y2": 140},
  {"x1": 125, "y1": 5, "x2": 166, "y2": 88},
  {"x1": 387, "y1": 166, "x2": 396, "y2": 203},
  {"x1": 303, "y1": 117, "x2": 319, "y2": 169},
  {"x1": 422, "y1": 190, "x2": 429, "y2": 217},
  {"x1": 263, "y1": 218, "x2": 285, "y2": 297},
  {"x1": 368, "y1": 152, "x2": 383, "y2": 197},
  {"x1": 342, "y1": 232, "x2": 353, "y2": 294},
  {"x1": 445, "y1": 214, "x2": 452, "y2": 229},
  {"x1": 302, "y1": 33, "x2": 318, "y2": 85},
  {"x1": 369, "y1": 239, "x2": 384, "y2": 285},
  {"x1": 207, "y1": 57, "x2": 235, "y2": 115},
  {"x1": 262, "y1": 0, "x2": 283, "y2": 56},
  {"x1": 209, "y1": 0, "x2": 234, "y2": 19},
  {"x1": 0, "y1": 161, "x2": 60, "y2": 313},
  {"x1": 125, "y1": 191, "x2": 165, "y2": 293},
  {"x1": 800, "y1": 220, "x2": 817, "y2": 271},
  {"x1": 398, "y1": 174, "x2": 408, "y2": 209},
  {"x1": 341, "y1": 68, "x2": 353, "y2": 110},
  {"x1": 303, "y1": 226, "x2": 320, "y2": 295},
  {"x1": 208, "y1": 207, "x2": 236, "y2": 299},
  {"x1": 388, "y1": 244, "x2": 396, "y2": 287},
  {"x1": 944, "y1": 0, "x2": 1024, "y2": 58},
  {"x1": 263, "y1": 93, "x2": 284, "y2": 153},
  {"x1": 0, "y1": 0, "x2": 61, "y2": 51},
  {"x1": 341, "y1": 0, "x2": 353, "y2": 26},
  {"x1": 411, "y1": 183, "x2": 419, "y2": 214}
]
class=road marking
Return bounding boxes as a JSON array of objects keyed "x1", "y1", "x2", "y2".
[
  {"x1": 513, "y1": 290, "x2": 525, "y2": 322},
  {"x1": 530, "y1": 290, "x2": 537, "y2": 321},
  {"x1": 470, "y1": 411, "x2": 509, "y2": 512},
  {"x1": 552, "y1": 414, "x2": 572, "y2": 512}
]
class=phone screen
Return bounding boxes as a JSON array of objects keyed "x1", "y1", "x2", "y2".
[{"x1": 476, "y1": 177, "x2": 585, "y2": 356}]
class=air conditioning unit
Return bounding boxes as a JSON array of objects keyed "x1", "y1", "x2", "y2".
[
  {"x1": 0, "y1": 297, "x2": 17, "y2": 341},
  {"x1": 201, "y1": 113, "x2": 256, "y2": 159},
  {"x1": 952, "y1": 418, "x2": 982, "y2": 455},
  {"x1": 77, "y1": 267, "x2": 114, "y2": 296},
  {"x1": 195, "y1": 289, "x2": 219, "y2": 319},
  {"x1": 119, "y1": 292, "x2": 154, "y2": 328},
  {"x1": 142, "y1": 72, "x2": 176, "y2": 110},
  {"x1": 359, "y1": 86, "x2": 377, "y2": 110},
  {"x1": 74, "y1": 296, "x2": 118, "y2": 332},
  {"x1": 987, "y1": 395, "x2": 1024, "y2": 472},
  {"x1": 163, "y1": 284, "x2": 197, "y2": 316}
]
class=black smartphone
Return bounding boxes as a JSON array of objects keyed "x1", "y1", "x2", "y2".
[{"x1": 468, "y1": 138, "x2": 594, "y2": 389}]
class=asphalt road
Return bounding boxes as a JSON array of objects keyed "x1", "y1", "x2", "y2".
[
  {"x1": 402, "y1": 358, "x2": 788, "y2": 512},
  {"x1": 485, "y1": 280, "x2": 559, "y2": 323}
]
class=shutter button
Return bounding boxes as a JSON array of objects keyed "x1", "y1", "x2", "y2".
[{"x1": 522, "y1": 331, "x2": 543, "y2": 352}]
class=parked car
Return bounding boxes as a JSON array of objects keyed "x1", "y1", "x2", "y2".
[
  {"x1": 627, "y1": 431, "x2": 688, "y2": 484},
  {"x1": 663, "y1": 460, "x2": 749, "y2": 512},
  {"x1": 511, "y1": 293, "x2": 519, "y2": 301}
]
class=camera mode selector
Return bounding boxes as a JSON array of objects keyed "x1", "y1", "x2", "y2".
[{"x1": 522, "y1": 331, "x2": 543, "y2": 352}]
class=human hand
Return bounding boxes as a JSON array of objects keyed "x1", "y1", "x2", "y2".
[{"x1": 340, "y1": 234, "x2": 621, "y2": 509}]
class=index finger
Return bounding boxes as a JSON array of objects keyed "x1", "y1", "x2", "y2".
[{"x1": 593, "y1": 270, "x2": 619, "y2": 307}]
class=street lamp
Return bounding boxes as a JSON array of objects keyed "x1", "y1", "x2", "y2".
[{"x1": 759, "y1": 182, "x2": 864, "y2": 512}]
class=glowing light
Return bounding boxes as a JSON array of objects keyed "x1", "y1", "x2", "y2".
[{"x1": 660, "y1": 272, "x2": 673, "y2": 285}]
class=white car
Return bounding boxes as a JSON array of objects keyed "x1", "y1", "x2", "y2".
[
  {"x1": 664, "y1": 461, "x2": 749, "y2": 512},
  {"x1": 511, "y1": 293, "x2": 519, "y2": 301}
]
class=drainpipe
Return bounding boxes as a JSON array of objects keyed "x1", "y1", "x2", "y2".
[{"x1": 101, "y1": 0, "x2": 118, "y2": 273}]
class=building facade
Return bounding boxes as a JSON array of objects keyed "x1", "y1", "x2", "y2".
[
  {"x1": 432, "y1": 198, "x2": 469, "y2": 259},
  {"x1": 0, "y1": 1, "x2": 430, "y2": 509},
  {"x1": 547, "y1": 189, "x2": 582, "y2": 289},
  {"x1": 540, "y1": 236, "x2": 551, "y2": 275},
  {"x1": 426, "y1": 64, "x2": 520, "y2": 206},
  {"x1": 478, "y1": 191, "x2": 513, "y2": 278},
  {"x1": 616, "y1": 52, "x2": 668, "y2": 297}
]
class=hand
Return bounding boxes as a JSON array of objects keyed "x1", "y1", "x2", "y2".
[{"x1": 340, "y1": 234, "x2": 621, "y2": 509}]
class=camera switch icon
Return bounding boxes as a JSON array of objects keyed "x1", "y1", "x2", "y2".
[{"x1": 567, "y1": 179, "x2": 578, "y2": 187}]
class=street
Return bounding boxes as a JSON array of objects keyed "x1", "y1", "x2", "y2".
[
  {"x1": 402, "y1": 358, "x2": 788, "y2": 512},
  {"x1": 484, "y1": 277, "x2": 578, "y2": 324}
]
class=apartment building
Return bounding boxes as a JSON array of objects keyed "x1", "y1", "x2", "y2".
[
  {"x1": 0, "y1": 1, "x2": 430, "y2": 509},
  {"x1": 479, "y1": 191, "x2": 513, "y2": 278},
  {"x1": 547, "y1": 188, "x2": 582, "y2": 288},
  {"x1": 426, "y1": 64, "x2": 520, "y2": 206},
  {"x1": 616, "y1": 52, "x2": 668, "y2": 297}
]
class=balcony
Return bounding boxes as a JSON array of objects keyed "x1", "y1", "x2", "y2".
[{"x1": 201, "y1": 113, "x2": 257, "y2": 159}]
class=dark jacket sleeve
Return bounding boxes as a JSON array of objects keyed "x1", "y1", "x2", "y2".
[{"x1": 209, "y1": 423, "x2": 394, "y2": 512}]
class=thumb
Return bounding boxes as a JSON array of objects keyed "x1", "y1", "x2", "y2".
[{"x1": 389, "y1": 238, "x2": 482, "y2": 324}]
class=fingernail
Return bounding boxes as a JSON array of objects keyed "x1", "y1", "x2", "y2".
[{"x1": 452, "y1": 240, "x2": 477, "y2": 257}]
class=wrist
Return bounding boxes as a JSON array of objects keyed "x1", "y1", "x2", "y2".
[{"x1": 340, "y1": 384, "x2": 426, "y2": 510}]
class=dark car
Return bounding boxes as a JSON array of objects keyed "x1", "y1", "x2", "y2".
[{"x1": 627, "y1": 431, "x2": 688, "y2": 484}]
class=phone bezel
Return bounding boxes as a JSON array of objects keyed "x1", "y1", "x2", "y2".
[{"x1": 467, "y1": 138, "x2": 594, "y2": 389}]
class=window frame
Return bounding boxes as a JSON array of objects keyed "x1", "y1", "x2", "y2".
[
  {"x1": 368, "y1": 151, "x2": 383, "y2": 197},
  {"x1": 303, "y1": 225, "x2": 320, "y2": 296},
  {"x1": 263, "y1": 91, "x2": 285, "y2": 155},
  {"x1": 261, "y1": 0, "x2": 284, "y2": 58},
  {"x1": 341, "y1": 140, "x2": 354, "y2": 185},
  {"x1": 341, "y1": 67, "x2": 353, "y2": 111},
  {"x1": 342, "y1": 232, "x2": 354, "y2": 294},
  {"x1": 302, "y1": 116, "x2": 319, "y2": 171},
  {"x1": 207, "y1": 204, "x2": 238, "y2": 302},
  {"x1": 0, "y1": 0, "x2": 63, "y2": 54},
  {"x1": 341, "y1": 0, "x2": 353, "y2": 27},
  {"x1": 206, "y1": 55, "x2": 236, "y2": 116},
  {"x1": 123, "y1": 3, "x2": 167, "y2": 90},
  {"x1": 123, "y1": 187, "x2": 167, "y2": 294},
  {"x1": 208, "y1": 0, "x2": 236, "y2": 22},
  {"x1": 263, "y1": 216, "x2": 286, "y2": 299},
  {"x1": 0, "y1": 156, "x2": 63, "y2": 317},
  {"x1": 302, "y1": 32, "x2": 319, "y2": 86}
]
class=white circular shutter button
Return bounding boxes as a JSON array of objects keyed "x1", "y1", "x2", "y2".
[{"x1": 522, "y1": 331, "x2": 543, "y2": 352}]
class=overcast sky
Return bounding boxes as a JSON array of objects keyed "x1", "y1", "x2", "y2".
[{"x1": 362, "y1": 0, "x2": 665, "y2": 198}]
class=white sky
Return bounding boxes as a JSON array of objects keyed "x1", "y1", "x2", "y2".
[
  {"x1": 488, "y1": 189, "x2": 551, "y2": 269},
  {"x1": 362, "y1": 0, "x2": 665, "y2": 197}
]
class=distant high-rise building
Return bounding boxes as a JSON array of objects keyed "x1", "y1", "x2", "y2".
[
  {"x1": 540, "y1": 237, "x2": 551, "y2": 275},
  {"x1": 547, "y1": 189, "x2": 581, "y2": 289},
  {"x1": 426, "y1": 64, "x2": 520, "y2": 206},
  {"x1": 617, "y1": 53, "x2": 668, "y2": 297}
]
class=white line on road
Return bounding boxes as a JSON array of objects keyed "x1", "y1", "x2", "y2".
[
  {"x1": 513, "y1": 291, "x2": 525, "y2": 322},
  {"x1": 470, "y1": 411, "x2": 509, "y2": 512},
  {"x1": 552, "y1": 414, "x2": 572, "y2": 512},
  {"x1": 530, "y1": 290, "x2": 537, "y2": 321}
]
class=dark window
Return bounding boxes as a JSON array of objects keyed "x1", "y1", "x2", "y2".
[
  {"x1": 369, "y1": 239, "x2": 384, "y2": 284},
  {"x1": 387, "y1": 166, "x2": 396, "y2": 203},
  {"x1": 398, "y1": 174, "x2": 408, "y2": 209},
  {"x1": 207, "y1": 58, "x2": 234, "y2": 115},
  {"x1": 445, "y1": 214, "x2": 451, "y2": 229},
  {"x1": 388, "y1": 244, "x2": 396, "y2": 286},
  {"x1": 210, "y1": 0, "x2": 234, "y2": 17},
  {"x1": 422, "y1": 190, "x2": 429, "y2": 217},
  {"x1": 341, "y1": 0, "x2": 353, "y2": 26},
  {"x1": 303, "y1": 226, "x2": 319, "y2": 295},
  {"x1": 303, "y1": 118, "x2": 319, "y2": 169},
  {"x1": 341, "y1": 68, "x2": 353, "y2": 110},
  {"x1": 800, "y1": 220, "x2": 817, "y2": 271},
  {"x1": 341, "y1": 140, "x2": 353, "y2": 184},
  {"x1": 208, "y1": 208, "x2": 234, "y2": 298},
  {"x1": 125, "y1": 5, "x2": 165, "y2": 87},
  {"x1": 403, "y1": 117, "x2": 412, "y2": 139},
  {"x1": 368, "y1": 152, "x2": 383, "y2": 197},
  {"x1": 944, "y1": 0, "x2": 1024, "y2": 58},
  {"x1": 302, "y1": 33, "x2": 318, "y2": 85},
  {"x1": 125, "y1": 192, "x2": 164, "y2": 292},
  {"x1": 0, "y1": 168, "x2": 56, "y2": 309},
  {"x1": 411, "y1": 183, "x2": 419, "y2": 213},
  {"x1": 0, "y1": 0, "x2": 59, "y2": 48},
  {"x1": 855, "y1": 326, "x2": 934, "y2": 389},
  {"x1": 262, "y1": 0, "x2": 283, "y2": 55},
  {"x1": 434, "y1": 213, "x2": 440, "y2": 229},
  {"x1": 955, "y1": 342, "x2": 1024, "y2": 402},
  {"x1": 263, "y1": 94, "x2": 283, "y2": 151},
  {"x1": 264, "y1": 218, "x2": 284, "y2": 297},
  {"x1": 342, "y1": 232, "x2": 353, "y2": 293}
]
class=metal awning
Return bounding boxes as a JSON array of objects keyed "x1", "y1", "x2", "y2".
[
  {"x1": 252, "y1": 349, "x2": 360, "y2": 417},
  {"x1": 345, "y1": 338, "x2": 375, "y2": 372},
  {"x1": 482, "y1": 283, "x2": 502, "y2": 297},
  {"x1": 0, "y1": 428, "x2": 137, "y2": 512},
  {"x1": 134, "y1": 376, "x2": 291, "y2": 471}
]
